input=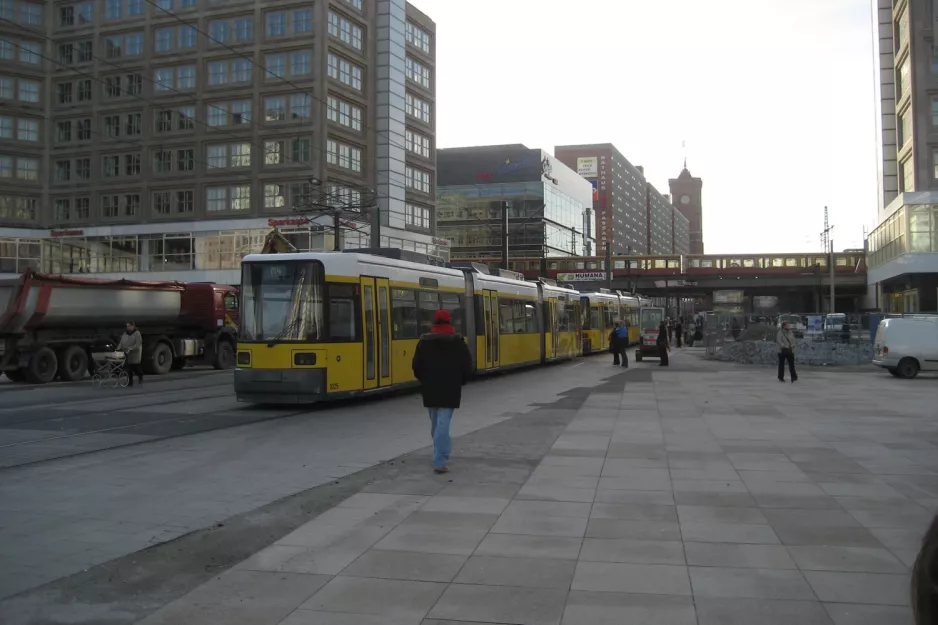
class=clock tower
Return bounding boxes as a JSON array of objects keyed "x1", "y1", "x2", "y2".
[{"x1": 668, "y1": 163, "x2": 704, "y2": 254}]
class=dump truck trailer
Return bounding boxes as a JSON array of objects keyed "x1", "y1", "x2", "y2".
[{"x1": 0, "y1": 270, "x2": 239, "y2": 384}]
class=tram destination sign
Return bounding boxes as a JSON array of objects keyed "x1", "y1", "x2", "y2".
[{"x1": 557, "y1": 272, "x2": 606, "y2": 282}]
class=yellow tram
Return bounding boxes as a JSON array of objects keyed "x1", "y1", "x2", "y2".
[
  {"x1": 579, "y1": 291, "x2": 647, "y2": 354},
  {"x1": 234, "y1": 252, "x2": 583, "y2": 404}
]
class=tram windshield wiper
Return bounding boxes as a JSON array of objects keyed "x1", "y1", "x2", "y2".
[{"x1": 267, "y1": 316, "x2": 303, "y2": 347}]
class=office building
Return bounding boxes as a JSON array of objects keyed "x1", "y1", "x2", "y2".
[
  {"x1": 555, "y1": 143, "x2": 648, "y2": 254},
  {"x1": 646, "y1": 183, "x2": 674, "y2": 255},
  {"x1": 437, "y1": 144, "x2": 594, "y2": 265},
  {"x1": 867, "y1": 0, "x2": 938, "y2": 312},
  {"x1": 0, "y1": 0, "x2": 443, "y2": 283},
  {"x1": 668, "y1": 164, "x2": 704, "y2": 254}
]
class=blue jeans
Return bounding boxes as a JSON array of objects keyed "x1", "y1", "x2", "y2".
[{"x1": 428, "y1": 407, "x2": 454, "y2": 469}]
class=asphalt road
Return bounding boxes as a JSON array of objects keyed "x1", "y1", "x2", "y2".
[{"x1": 0, "y1": 369, "x2": 307, "y2": 469}]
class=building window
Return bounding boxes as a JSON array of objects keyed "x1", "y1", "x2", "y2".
[
  {"x1": 15, "y1": 118, "x2": 39, "y2": 141},
  {"x1": 207, "y1": 143, "x2": 252, "y2": 169},
  {"x1": 901, "y1": 157, "x2": 914, "y2": 192},
  {"x1": 327, "y1": 96, "x2": 362, "y2": 131},
  {"x1": 291, "y1": 50, "x2": 312, "y2": 76},
  {"x1": 19, "y1": 2, "x2": 41, "y2": 25},
  {"x1": 206, "y1": 100, "x2": 251, "y2": 126},
  {"x1": 934, "y1": 148, "x2": 938, "y2": 180},
  {"x1": 326, "y1": 139, "x2": 362, "y2": 172},
  {"x1": 103, "y1": 155, "x2": 119, "y2": 176},
  {"x1": 264, "y1": 140, "x2": 284, "y2": 165},
  {"x1": 177, "y1": 190, "x2": 193, "y2": 213},
  {"x1": 125, "y1": 113, "x2": 141, "y2": 136},
  {"x1": 290, "y1": 93, "x2": 309, "y2": 119},
  {"x1": 105, "y1": 33, "x2": 143, "y2": 59},
  {"x1": 265, "y1": 53, "x2": 285, "y2": 78},
  {"x1": 55, "y1": 160, "x2": 71, "y2": 182},
  {"x1": 266, "y1": 12, "x2": 286, "y2": 37},
  {"x1": 17, "y1": 41, "x2": 41, "y2": 65},
  {"x1": 153, "y1": 191, "x2": 171, "y2": 215},
  {"x1": 405, "y1": 166, "x2": 431, "y2": 193},
  {"x1": 405, "y1": 92, "x2": 431, "y2": 123},
  {"x1": 264, "y1": 95, "x2": 286, "y2": 121},
  {"x1": 328, "y1": 11, "x2": 363, "y2": 50},
  {"x1": 15, "y1": 157, "x2": 39, "y2": 181},
  {"x1": 178, "y1": 148, "x2": 194, "y2": 171},
  {"x1": 898, "y1": 57, "x2": 911, "y2": 100},
  {"x1": 0, "y1": 116, "x2": 12, "y2": 139},
  {"x1": 896, "y1": 7, "x2": 909, "y2": 53},
  {"x1": 206, "y1": 185, "x2": 251, "y2": 212},
  {"x1": 154, "y1": 150, "x2": 173, "y2": 173},
  {"x1": 155, "y1": 27, "x2": 173, "y2": 52},
  {"x1": 340, "y1": 0, "x2": 362, "y2": 10},
  {"x1": 155, "y1": 66, "x2": 196, "y2": 93},
  {"x1": 292, "y1": 138, "x2": 310, "y2": 163},
  {"x1": 18, "y1": 79, "x2": 39, "y2": 102},
  {"x1": 77, "y1": 79, "x2": 91, "y2": 101},
  {"x1": 207, "y1": 59, "x2": 251, "y2": 86},
  {"x1": 327, "y1": 53, "x2": 362, "y2": 90},
  {"x1": 264, "y1": 183, "x2": 286, "y2": 209},
  {"x1": 234, "y1": 18, "x2": 253, "y2": 42},
  {"x1": 104, "y1": 115, "x2": 120, "y2": 137},
  {"x1": 900, "y1": 108, "x2": 912, "y2": 148},
  {"x1": 209, "y1": 20, "x2": 229, "y2": 43},
  {"x1": 77, "y1": 119, "x2": 91, "y2": 140},
  {"x1": 405, "y1": 129, "x2": 431, "y2": 158},
  {"x1": 405, "y1": 22, "x2": 431, "y2": 55},
  {"x1": 325, "y1": 183, "x2": 361, "y2": 210},
  {"x1": 102, "y1": 195, "x2": 118, "y2": 217},
  {"x1": 405, "y1": 57, "x2": 431, "y2": 89},
  {"x1": 125, "y1": 154, "x2": 141, "y2": 176},
  {"x1": 406, "y1": 203, "x2": 431, "y2": 229},
  {"x1": 293, "y1": 9, "x2": 311, "y2": 33}
]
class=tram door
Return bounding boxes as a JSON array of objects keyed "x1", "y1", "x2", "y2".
[
  {"x1": 482, "y1": 290, "x2": 500, "y2": 369},
  {"x1": 545, "y1": 298, "x2": 556, "y2": 360},
  {"x1": 360, "y1": 276, "x2": 391, "y2": 391},
  {"x1": 375, "y1": 278, "x2": 392, "y2": 387}
]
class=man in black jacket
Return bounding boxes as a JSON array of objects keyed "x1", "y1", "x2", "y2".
[{"x1": 412, "y1": 309, "x2": 473, "y2": 474}]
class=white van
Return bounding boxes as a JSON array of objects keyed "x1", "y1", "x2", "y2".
[{"x1": 872, "y1": 317, "x2": 938, "y2": 378}]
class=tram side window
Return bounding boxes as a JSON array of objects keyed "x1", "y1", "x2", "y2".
[
  {"x1": 555, "y1": 301, "x2": 569, "y2": 332},
  {"x1": 590, "y1": 306, "x2": 600, "y2": 330},
  {"x1": 524, "y1": 302, "x2": 538, "y2": 333},
  {"x1": 604, "y1": 305, "x2": 616, "y2": 328},
  {"x1": 328, "y1": 284, "x2": 359, "y2": 341},
  {"x1": 392, "y1": 289, "x2": 419, "y2": 339},
  {"x1": 499, "y1": 298, "x2": 515, "y2": 334},
  {"x1": 440, "y1": 292, "x2": 464, "y2": 335},
  {"x1": 418, "y1": 291, "x2": 441, "y2": 334}
]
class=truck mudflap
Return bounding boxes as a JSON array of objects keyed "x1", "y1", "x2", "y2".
[{"x1": 234, "y1": 368, "x2": 325, "y2": 404}]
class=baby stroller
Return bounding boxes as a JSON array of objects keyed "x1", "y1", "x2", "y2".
[{"x1": 91, "y1": 350, "x2": 129, "y2": 388}]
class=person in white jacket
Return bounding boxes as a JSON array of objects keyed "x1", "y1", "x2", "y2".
[{"x1": 776, "y1": 322, "x2": 798, "y2": 383}]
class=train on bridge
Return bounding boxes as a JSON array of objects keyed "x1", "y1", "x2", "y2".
[{"x1": 457, "y1": 252, "x2": 867, "y2": 281}]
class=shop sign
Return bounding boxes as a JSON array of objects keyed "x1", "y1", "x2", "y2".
[
  {"x1": 268, "y1": 218, "x2": 307, "y2": 227},
  {"x1": 432, "y1": 237, "x2": 450, "y2": 247},
  {"x1": 51, "y1": 229, "x2": 84, "y2": 237},
  {"x1": 577, "y1": 157, "x2": 598, "y2": 178},
  {"x1": 557, "y1": 272, "x2": 605, "y2": 282}
]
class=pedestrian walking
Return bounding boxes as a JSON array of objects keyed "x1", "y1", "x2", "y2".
[
  {"x1": 667, "y1": 319, "x2": 674, "y2": 343},
  {"x1": 675, "y1": 319, "x2": 683, "y2": 348},
  {"x1": 657, "y1": 320, "x2": 670, "y2": 366},
  {"x1": 776, "y1": 321, "x2": 798, "y2": 383},
  {"x1": 117, "y1": 321, "x2": 144, "y2": 387},
  {"x1": 411, "y1": 309, "x2": 472, "y2": 474},
  {"x1": 912, "y1": 513, "x2": 938, "y2": 625},
  {"x1": 614, "y1": 319, "x2": 630, "y2": 368},
  {"x1": 609, "y1": 322, "x2": 621, "y2": 366},
  {"x1": 731, "y1": 317, "x2": 741, "y2": 341}
]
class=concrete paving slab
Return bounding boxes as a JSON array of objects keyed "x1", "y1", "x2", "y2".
[
  {"x1": 684, "y1": 542, "x2": 797, "y2": 569},
  {"x1": 338, "y1": 550, "x2": 467, "y2": 583},
  {"x1": 473, "y1": 533, "x2": 583, "y2": 561},
  {"x1": 301, "y1": 576, "x2": 446, "y2": 620},
  {"x1": 578, "y1": 538, "x2": 685, "y2": 565},
  {"x1": 802, "y1": 570, "x2": 912, "y2": 605},
  {"x1": 688, "y1": 566, "x2": 816, "y2": 600},
  {"x1": 560, "y1": 591, "x2": 697, "y2": 625},
  {"x1": 694, "y1": 597, "x2": 835, "y2": 625},
  {"x1": 822, "y1": 603, "x2": 915, "y2": 625},
  {"x1": 786, "y1": 545, "x2": 908, "y2": 573},
  {"x1": 427, "y1": 583, "x2": 567, "y2": 625},
  {"x1": 571, "y1": 561, "x2": 691, "y2": 595},
  {"x1": 454, "y1": 555, "x2": 576, "y2": 589}
]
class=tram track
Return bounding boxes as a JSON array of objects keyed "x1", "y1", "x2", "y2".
[{"x1": 0, "y1": 373, "x2": 311, "y2": 470}]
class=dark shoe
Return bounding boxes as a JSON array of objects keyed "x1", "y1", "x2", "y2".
[
  {"x1": 778, "y1": 378, "x2": 785, "y2": 382},
  {"x1": 433, "y1": 466, "x2": 450, "y2": 474}
]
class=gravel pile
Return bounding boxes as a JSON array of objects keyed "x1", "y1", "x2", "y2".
[{"x1": 712, "y1": 339, "x2": 874, "y2": 366}]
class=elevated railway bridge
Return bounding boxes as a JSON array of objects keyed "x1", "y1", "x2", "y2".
[{"x1": 455, "y1": 253, "x2": 868, "y2": 314}]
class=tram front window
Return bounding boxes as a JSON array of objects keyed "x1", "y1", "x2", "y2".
[{"x1": 241, "y1": 260, "x2": 325, "y2": 342}]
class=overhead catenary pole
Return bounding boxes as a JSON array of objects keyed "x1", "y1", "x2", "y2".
[
  {"x1": 605, "y1": 242, "x2": 612, "y2": 290},
  {"x1": 829, "y1": 239, "x2": 836, "y2": 314},
  {"x1": 501, "y1": 200, "x2": 509, "y2": 270},
  {"x1": 333, "y1": 210, "x2": 342, "y2": 251}
]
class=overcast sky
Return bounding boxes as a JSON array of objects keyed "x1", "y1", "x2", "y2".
[{"x1": 409, "y1": 0, "x2": 877, "y2": 254}]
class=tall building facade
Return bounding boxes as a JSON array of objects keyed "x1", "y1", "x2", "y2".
[
  {"x1": 668, "y1": 165, "x2": 704, "y2": 254},
  {"x1": 555, "y1": 143, "x2": 648, "y2": 255},
  {"x1": 0, "y1": 0, "x2": 443, "y2": 283},
  {"x1": 437, "y1": 144, "x2": 594, "y2": 263},
  {"x1": 868, "y1": 0, "x2": 938, "y2": 312},
  {"x1": 646, "y1": 183, "x2": 674, "y2": 255}
]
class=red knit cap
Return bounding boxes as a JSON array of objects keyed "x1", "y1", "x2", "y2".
[{"x1": 433, "y1": 309, "x2": 452, "y2": 324}]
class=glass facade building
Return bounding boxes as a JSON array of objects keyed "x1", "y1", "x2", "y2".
[{"x1": 436, "y1": 145, "x2": 594, "y2": 263}]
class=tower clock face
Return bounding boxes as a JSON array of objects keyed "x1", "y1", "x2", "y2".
[{"x1": 680, "y1": 194, "x2": 691, "y2": 205}]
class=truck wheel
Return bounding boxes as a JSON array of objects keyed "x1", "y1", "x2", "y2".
[
  {"x1": 147, "y1": 343, "x2": 173, "y2": 376},
  {"x1": 897, "y1": 358, "x2": 920, "y2": 379},
  {"x1": 59, "y1": 345, "x2": 89, "y2": 382},
  {"x1": 25, "y1": 347, "x2": 58, "y2": 384},
  {"x1": 635, "y1": 351, "x2": 643, "y2": 362},
  {"x1": 170, "y1": 357, "x2": 187, "y2": 371},
  {"x1": 214, "y1": 341, "x2": 235, "y2": 370}
]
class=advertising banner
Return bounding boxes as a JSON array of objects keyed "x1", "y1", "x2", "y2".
[
  {"x1": 557, "y1": 272, "x2": 605, "y2": 282},
  {"x1": 577, "y1": 157, "x2": 598, "y2": 178}
]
